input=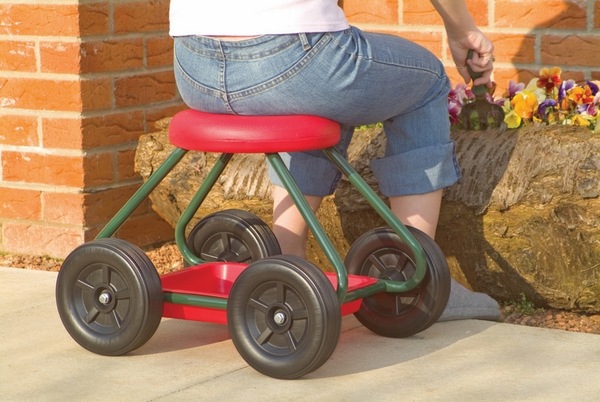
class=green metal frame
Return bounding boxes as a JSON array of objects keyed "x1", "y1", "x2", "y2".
[{"x1": 96, "y1": 145, "x2": 428, "y2": 308}]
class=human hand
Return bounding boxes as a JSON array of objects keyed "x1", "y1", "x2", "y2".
[{"x1": 448, "y1": 29, "x2": 495, "y2": 88}]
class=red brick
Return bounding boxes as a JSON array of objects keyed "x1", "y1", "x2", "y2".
[
  {"x1": 80, "y1": 111, "x2": 145, "y2": 148},
  {"x1": 2, "y1": 222, "x2": 84, "y2": 258},
  {"x1": 0, "y1": 115, "x2": 38, "y2": 146},
  {"x1": 0, "y1": 41, "x2": 36, "y2": 72},
  {"x1": 0, "y1": 188, "x2": 41, "y2": 220},
  {"x1": 392, "y1": 30, "x2": 444, "y2": 56},
  {"x1": 542, "y1": 35, "x2": 600, "y2": 67},
  {"x1": 114, "y1": 71, "x2": 177, "y2": 107},
  {"x1": 487, "y1": 33, "x2": 536, "y2": 65},
  {"x1": 403, "y1": 1, "x2": 441, "y2": 25},
  {"x1": 80, "y1": 39, "x2": 145, "y2": 73},
  {"x1": 0, "y1": 76, "x2": 111, "y2": 112},
  {"x1": 495, "y1": 0, "x2": 587, "y2": 29},
  {"x1": 43, "y1": 192, "x2": 84, "y2": 225},
  {"x1": 2, "y1": 152, "x2": 83, "y2": 187},
  {"x1": 117, "y1": 148, "x2": 139, "y2": 181},
  {"x1": 80, "y1": 78, "x2": 113, "y2": 111},
  {"x1": 83, "y1": 186, "x2": 140, "y2": 227},
  {"x1": 83, "y1": 152, "x2": 115, "y2": 187},
  {"x1": 78, "y1": 3, "x2": 110, "y2": 37},
  {"x1": 344, "y1": 0, "x2": 399, "y2": 25},
  {"x1": 403, "y1": 0, "x2": 488, "y2": 26},
  {"x1": 464, "y1": 0, "x2": 489, "y2": 26},
  {"x1": 42, "y1": 117, "x2": 83, "y2": 150},
  {"x1": 43, "y1": 110, "x2": 151, "y2": 152},
  {"x1": 114, "y1": 0, "x2": 169, "y2": 34},
  {"x1": 0, "y1": 76, "x2": 82, "y2": 111},
  {"x1": 146, "y1": 103, "x2": 187, "y2": 130},
  {"x1": 147, "y1": 36, "x2": 174, "y2": 68},
  {"x1": 0, "y1": 4, "x2": 79, "y2": 36},
  {"x1": 399, "y1": 0, "x2": 488, "y2": 26},
  {"x1": 39, "y1": 41, "x2": 81, "y2": 74}
]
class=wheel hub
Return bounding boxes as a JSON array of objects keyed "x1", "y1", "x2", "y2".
[
  {"x1": 94, "y1": 286, "x2": 117, "y2": 312},
  {"x1": 268, "y1": 305, "x2": 292, "y2": 333},
  {"x1": 273, "y1": 310, "x2": 287, "y2": 326},
  {"x1": 98, "y1": 291, "x2": 112, "y2": 305}
]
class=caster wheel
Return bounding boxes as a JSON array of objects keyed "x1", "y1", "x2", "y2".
[
  {"x1": 55, "y1": 238, "x2": 163, "y2": 355},
  {"x1": 227, "y1": 256, "x2": 341, "y2": 379},
  {"x1": 186, "y1": 209, "x2": 281, "y2": 264},
  {"x1": 345, "y1": 226, "x2": 451, "y2": 338}
]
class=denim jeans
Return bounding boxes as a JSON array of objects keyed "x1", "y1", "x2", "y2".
[{"x1": 173, "y1": 27, "x2": 460, "y2": 197}]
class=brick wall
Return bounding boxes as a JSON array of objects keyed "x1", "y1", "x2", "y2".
[
  {"x1": 344, "y1": 0, "x2": 600, "y2": 91},
  {"x1": 0, "y1": 0, "x2": 180, "y2": 258},
  {"x1": 0, "y1": 0, "x2": 598, "y2": 258}
]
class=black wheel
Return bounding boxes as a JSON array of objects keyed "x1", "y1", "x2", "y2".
[
  {"x1": 227, "y1": 256, "x2": 341, "y2": 379},
  {"x1": 186, "y1": 209, "x2": 281, "y2": 264},
  {"x1": 56, "y1": 238, "x2": 163, "y2": 355},
  {"x1": 345, "y1": 226, "x2": 451, "y2": 338}
]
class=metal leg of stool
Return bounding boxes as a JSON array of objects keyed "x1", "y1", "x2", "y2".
[
  {"x1": 322, "y1": 147, "x2": 428, "y2": 293},
  {"x1": 96, "y1": 148, "x2": 188, "y2": 239},
  {"x1": 266, "y1": 152, "x2": 349, "y2": 302}
]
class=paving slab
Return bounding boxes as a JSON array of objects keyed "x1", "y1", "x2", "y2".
[{"x1": 1, "y1": 267, "x2": 599, "y2": 401}]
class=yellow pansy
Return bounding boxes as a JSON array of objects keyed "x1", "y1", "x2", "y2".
[
  {"x1": 504, "y1": 110, "x2": 522, "y2": 129},
  {"x1": 571, "y1": 115, "x2": 591, "y2": 127},
  {"x1": 511, "y1": 92, "x2": 538, "y2": 119}
]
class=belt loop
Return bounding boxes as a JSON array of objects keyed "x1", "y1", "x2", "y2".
[{"x1": 298, "y1": 33, "x2": 311, "y2": 51}]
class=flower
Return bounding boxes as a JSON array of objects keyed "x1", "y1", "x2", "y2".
[
  {"x1": 537, "y1": 99, "x2": 558, "y2": 123},
  {"x1": 511, "y1": 91, "x2": 538, "y2": 120},
  {"x1": 504, "y1": 110, "x2": 522, "y2": 129},
  {"x1": 449, "y1": 66, "x2": 600, "y2": 132},
  {"x1": 537, "y1": 67, "x2": 562, "y2": 93},
  {"x1": 508, "y1": 80, "x2": 525, "y2": 98},
  {"x1": 447, "y1": 83, "x2": 473, "y2": 125}
]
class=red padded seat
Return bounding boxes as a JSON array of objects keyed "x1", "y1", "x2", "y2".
[{"x1": 169, "y1": 109, "x2": 341, "y2": 153}]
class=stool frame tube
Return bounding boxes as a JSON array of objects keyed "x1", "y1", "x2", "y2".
[
  {"x1": 322, "y1": 148, "x2": 428, "y2": 293},
  {"x1": 95, "y1": 145, "x2": 428, "y2": 309},
  {"x1": 96, "y1": 148, "x2": 188, "y2": 239}
]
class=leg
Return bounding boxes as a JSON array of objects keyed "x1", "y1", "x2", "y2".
[
  {"x1": 391, "y1": 193, "x2": 499, "y2": 322},
  {"x1": 389, "y1": 190, "x2": 443, "y2": 239},
  {"x1": 272, "y1": 185, "x2": 322, "y2": 258}
]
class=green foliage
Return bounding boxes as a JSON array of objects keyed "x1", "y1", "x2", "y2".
[{"x1": 510, "y1": 292, "x2": 537, "y2": 316}]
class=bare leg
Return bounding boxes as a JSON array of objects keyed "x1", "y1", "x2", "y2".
[
  {"x1": 272, "y1": 185, "x2": 322, "y2": 258},
  {"x1": 389, "y1": 190, "x2": 499, "y2": 321},
  {"x1": 389, "y1": 190, "x2": 443, "y2": 239}
]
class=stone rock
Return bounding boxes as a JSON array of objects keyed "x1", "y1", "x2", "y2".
[{"x1": 135, "y1": 120, "x2": 600, "y2": 313}]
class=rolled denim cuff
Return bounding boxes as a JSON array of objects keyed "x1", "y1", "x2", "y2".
[{"x1": 371, "y1": 141, "x2": 461, "y2": 197}]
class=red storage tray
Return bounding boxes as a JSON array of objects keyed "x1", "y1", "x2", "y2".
[{"x1": 160, "y1": 262, "x2": 376, "y2": 324}]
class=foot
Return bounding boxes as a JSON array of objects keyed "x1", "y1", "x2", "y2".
[{"x1": 438, "y1": 279, "x2": 500, "y2": 322}]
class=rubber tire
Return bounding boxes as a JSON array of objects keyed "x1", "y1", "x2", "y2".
[
  {"x1": 186, "y1": 209, "x2": 281, "y2": 264},
  {"x1": 56, "y1": 238, "x2": 163, "y2": 355},
  {"x1": 345, "y1": 226, "x2": 451, "y2": 338},
  {"x1": 227, "y1": 255, "x2": 341, "y2": 379}
]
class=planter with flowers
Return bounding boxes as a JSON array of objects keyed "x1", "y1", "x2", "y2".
[{"x1": 438, "y1": 68, "x2": 600, "y2": 313}]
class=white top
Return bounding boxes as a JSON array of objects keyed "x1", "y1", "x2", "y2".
[{"x1": 169, "y1": 0, "x2": 350, "y2": 36}]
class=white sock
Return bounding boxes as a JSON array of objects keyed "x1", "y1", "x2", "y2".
[{"x1": 438, "y1": 279, "x2": 500, "y2": 322}]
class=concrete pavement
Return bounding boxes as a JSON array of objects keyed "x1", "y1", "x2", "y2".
[{"x1": 1, "y1": 266, "x2": 599, "y2": 401}]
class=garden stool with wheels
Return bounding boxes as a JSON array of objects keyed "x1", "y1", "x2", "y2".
[{"x1": 55, "y1": 109, "x2": 451, "y2": 379}]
